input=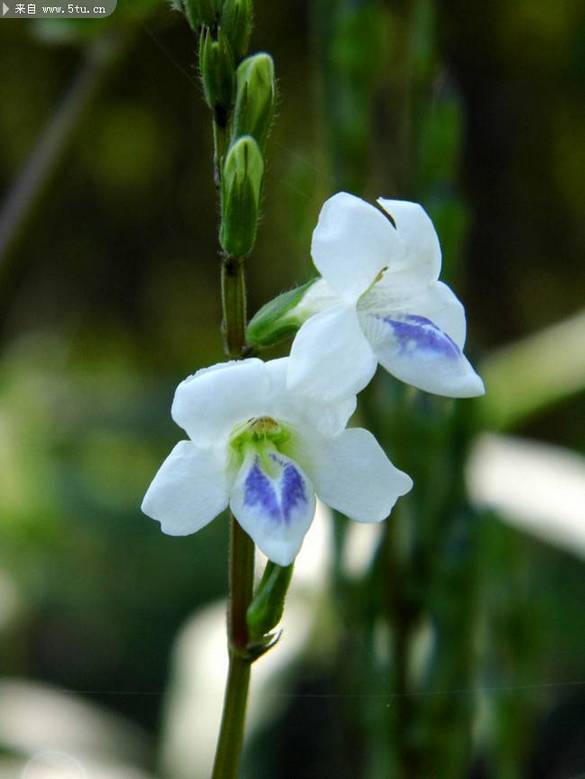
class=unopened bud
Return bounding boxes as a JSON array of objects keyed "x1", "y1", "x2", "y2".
[
  {"x1": 246, "y1": 279, "x2": 320, "y2": 346},
  {"x1": 220, "y1": 136, "x2": 264, "y2": 257},
  {"x1": 232, "y1": 53, "x2": 276, "y2": 149},
  {"x1": 181, "y1": 0, "x2": 219, "y2": 29},
  {"x1": 220, "y1": 0, "x2": 253, "y2": 61},
  {"x1": 199, "y1": 27, "x2": 235, "y2": 125},
  {"x1": 247, "y1": 561, "x2": 293, "y2": 642}
]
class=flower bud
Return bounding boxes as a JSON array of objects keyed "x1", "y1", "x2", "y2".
[
  {"x1": 180, "y1": 0, "x2": 219, "y2": 29},
  {"x1": 199, "y1": 27, "x2": 235, "y2": 125},
  {"x1": 246, "y1": 279, "x2": 320, "y2": 347},
  {"x1": 220, "y1": 0, "x2": 253, "y2": 61},
  {"x1": 232, "y1": 53, "x2": 276, "y2": 150},
  {"x1": 247, "y1": 561, "x2": 293, "y2": 642},
  {"x1": 220, "y1": 136, "x2": 264, "y2": 257}
]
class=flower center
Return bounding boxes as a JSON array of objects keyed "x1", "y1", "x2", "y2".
[
  {"x1": 248, "y1": 416, "x2": 281, "y2": 436},
  {"x1": 228, "y1": 415, "x2": 294, "y2": 473},
  {"x1": 357, "y1": 266, "x2": 389, "y2": 312}
]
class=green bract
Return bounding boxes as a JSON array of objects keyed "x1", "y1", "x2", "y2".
[
  {"x1": 232, "y1": 53, "x2": 276, "y2": 150},
  {"x1": 220, "y1": 0, "x2": 253, "y2": 62},
  {"x1": 199, "y1": 27, "x2": 235, "y2": 123},
  {"x1": 246, "y1": 279, "x2": 318, "y2": 347},
  {"x1": 220, "y1": 136, "x2": 264, "y2": 257}
]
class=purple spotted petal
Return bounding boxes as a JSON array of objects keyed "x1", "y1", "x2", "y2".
[
  {"x1": 362, "y1": 311, "x2": 485, "y2": 398},
  {"x1": 381, "y1": 314, "x2": 461, "y2": 359},
  {"x1": 230, "y1": 450, "x2": 316, "y2": 565},
  {"x1": 243, "y1": 454, "x2": 308, "y2": 525}
]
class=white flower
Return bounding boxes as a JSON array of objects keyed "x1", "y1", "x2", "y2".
[
  {"x1": 287, "y1": 192, "x2": 485, "y2": 402},
  {"x1": 142, "y1": 358, "x2": 412, "y2": 566}
]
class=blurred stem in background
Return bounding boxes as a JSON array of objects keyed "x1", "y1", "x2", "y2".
[
  {"x1": 311, "y1": 0, "x2": 391, "y2": 774},
  {"x1": 0, "y1": 31, "x2": 127, "y2": 279},
  {"x1": 314, "y1": 0, "x2": 481, "y2": 775},
  {"x1": 376, "y1": 2, "x2": 480, "y2": 775}
]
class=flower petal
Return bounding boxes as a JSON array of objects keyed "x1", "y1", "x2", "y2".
[
  {"x1": 377, "y1": 198, "x2": 441, "y2": 283},
  {"x1": 403, "y1": 281, "x2": 467, "y2": 348},
  {"x1": 311, "y1": 192, "x2": 402, "y2": 303},
  {"x1": 264, "y1": 356, "x2": 356, "y2": 437},
  {"x1": 288, "y1": 304, "x2": 377, "y2": 402},
  {"x1": 142, "y1": 441, "x2": 229, "y2": 535},
  {"x1": 230, "y1": 450, "x2": 316, "y2": 565},
  {"x1": 305, "y1": 428, "x2": 412, "y2": 522},
  {"x1": 172, "y1": 359, "x2": 271, "y2": 446},
  {"x1": 362, "y1": 280, "x2": 467, "y2": 348},
  {"x1": 362, "y1": 312, "x2": 485, "y2": 398}
]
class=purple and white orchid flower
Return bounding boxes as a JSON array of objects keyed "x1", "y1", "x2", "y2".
[
  {"x1": 141, "y1": 358, "x2": 412, "y2": 565},
  {"x1": 286, "y1": 192, "x2": 485, "y2": 403}
]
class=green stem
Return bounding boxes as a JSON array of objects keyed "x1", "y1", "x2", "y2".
[
  {"x1": 213, "y1": 121, "x2": 229, "y2": 193},
  {"x1": 228, "y1": 514, "x2": 256, "y2": 651},
  {"x1": 221, "y1": 256, "x2": 247, "y2": 358},
  {"x1": 212, "y1": 517, "x2": 255, "y2": 779},
  {"x1": 214, "y1": 115, "x2": 246, "y2": 360},
  {"x1": 211, "y1": 652, "x2": 251, "y2": 779}
]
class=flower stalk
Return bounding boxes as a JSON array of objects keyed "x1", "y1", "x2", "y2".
[
  {"x1": 211, "y1": 55, "x2": 255, "y2": 779},
  {"x1": 179, "y1": 0, "x2": 278, "y2": 773}
]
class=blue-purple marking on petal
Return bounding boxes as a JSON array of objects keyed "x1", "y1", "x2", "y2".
[
  {"x1": 243, "y1": 455, "x2": 307, "y2": 525},
  {"x1": 244, "y1": 459, "x2": 280, "y2": 521},
  {"x1": 381, "y1": 314, "x2": 460, "y2": 359},
  {"x1": 281, "y1": 461, "x2": 307, "y2": 523}
]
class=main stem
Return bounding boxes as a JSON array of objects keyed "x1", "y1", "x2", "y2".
[
  {"x1": 212, "y1": 518, "x2": 255, "y2": 779},
  {"x1": 211, "y1": 119, "x2": 256, "y2": 779}
]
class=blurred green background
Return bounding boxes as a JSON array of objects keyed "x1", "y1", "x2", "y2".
[{"x1": 0, "y1": 1, "x2": 585, "y2": 777}]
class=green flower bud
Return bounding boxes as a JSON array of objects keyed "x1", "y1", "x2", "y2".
[
  {"x1": 180, "y1": 0, "x2": 219, "y2": 29},
  {"x1": 247, "y1": 561, "x2": 293, "y2": 642},
  {"x1": 220, "y1": 136, "x2": 264, "y2": 257},
  {"x1": 232, "y1": 53, "x2": 276, "y2": 150},
  {"x1": 199, "y1": 27, "x2": 235, "y2": 125},
  {"x1": 220, "y1": 0, "x2": 253, "y2": 61},
  {"x1": 246, "y1": 278, "x2": 320, "y2": 347}
]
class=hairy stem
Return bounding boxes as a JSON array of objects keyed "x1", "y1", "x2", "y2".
[
  {"x1": 221, "y1": 256, "x2": 247, "y2": 358},
  {"x1": 213, "y1": 121, "x2": 229, "y2": 192}
]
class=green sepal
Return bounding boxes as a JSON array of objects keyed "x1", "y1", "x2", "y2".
[
  {"x1": 220, "y1": 136, "x2": 264, "y2": 257},
  {"x1": 199, "y1": 27, "x2": 235, "y2": 123},
  {"x1": 246, "y1": 278, "x2": 318, "y2": 347},
  {"x1": 232, "y1": 53, "x2": 276, "y2": 150},
  {"x1": 220, "y1": 0, "x2": 253, "y2": 61},
  {"x1": 247, "y1": 561, "x2": 294, "y2": 642}
]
